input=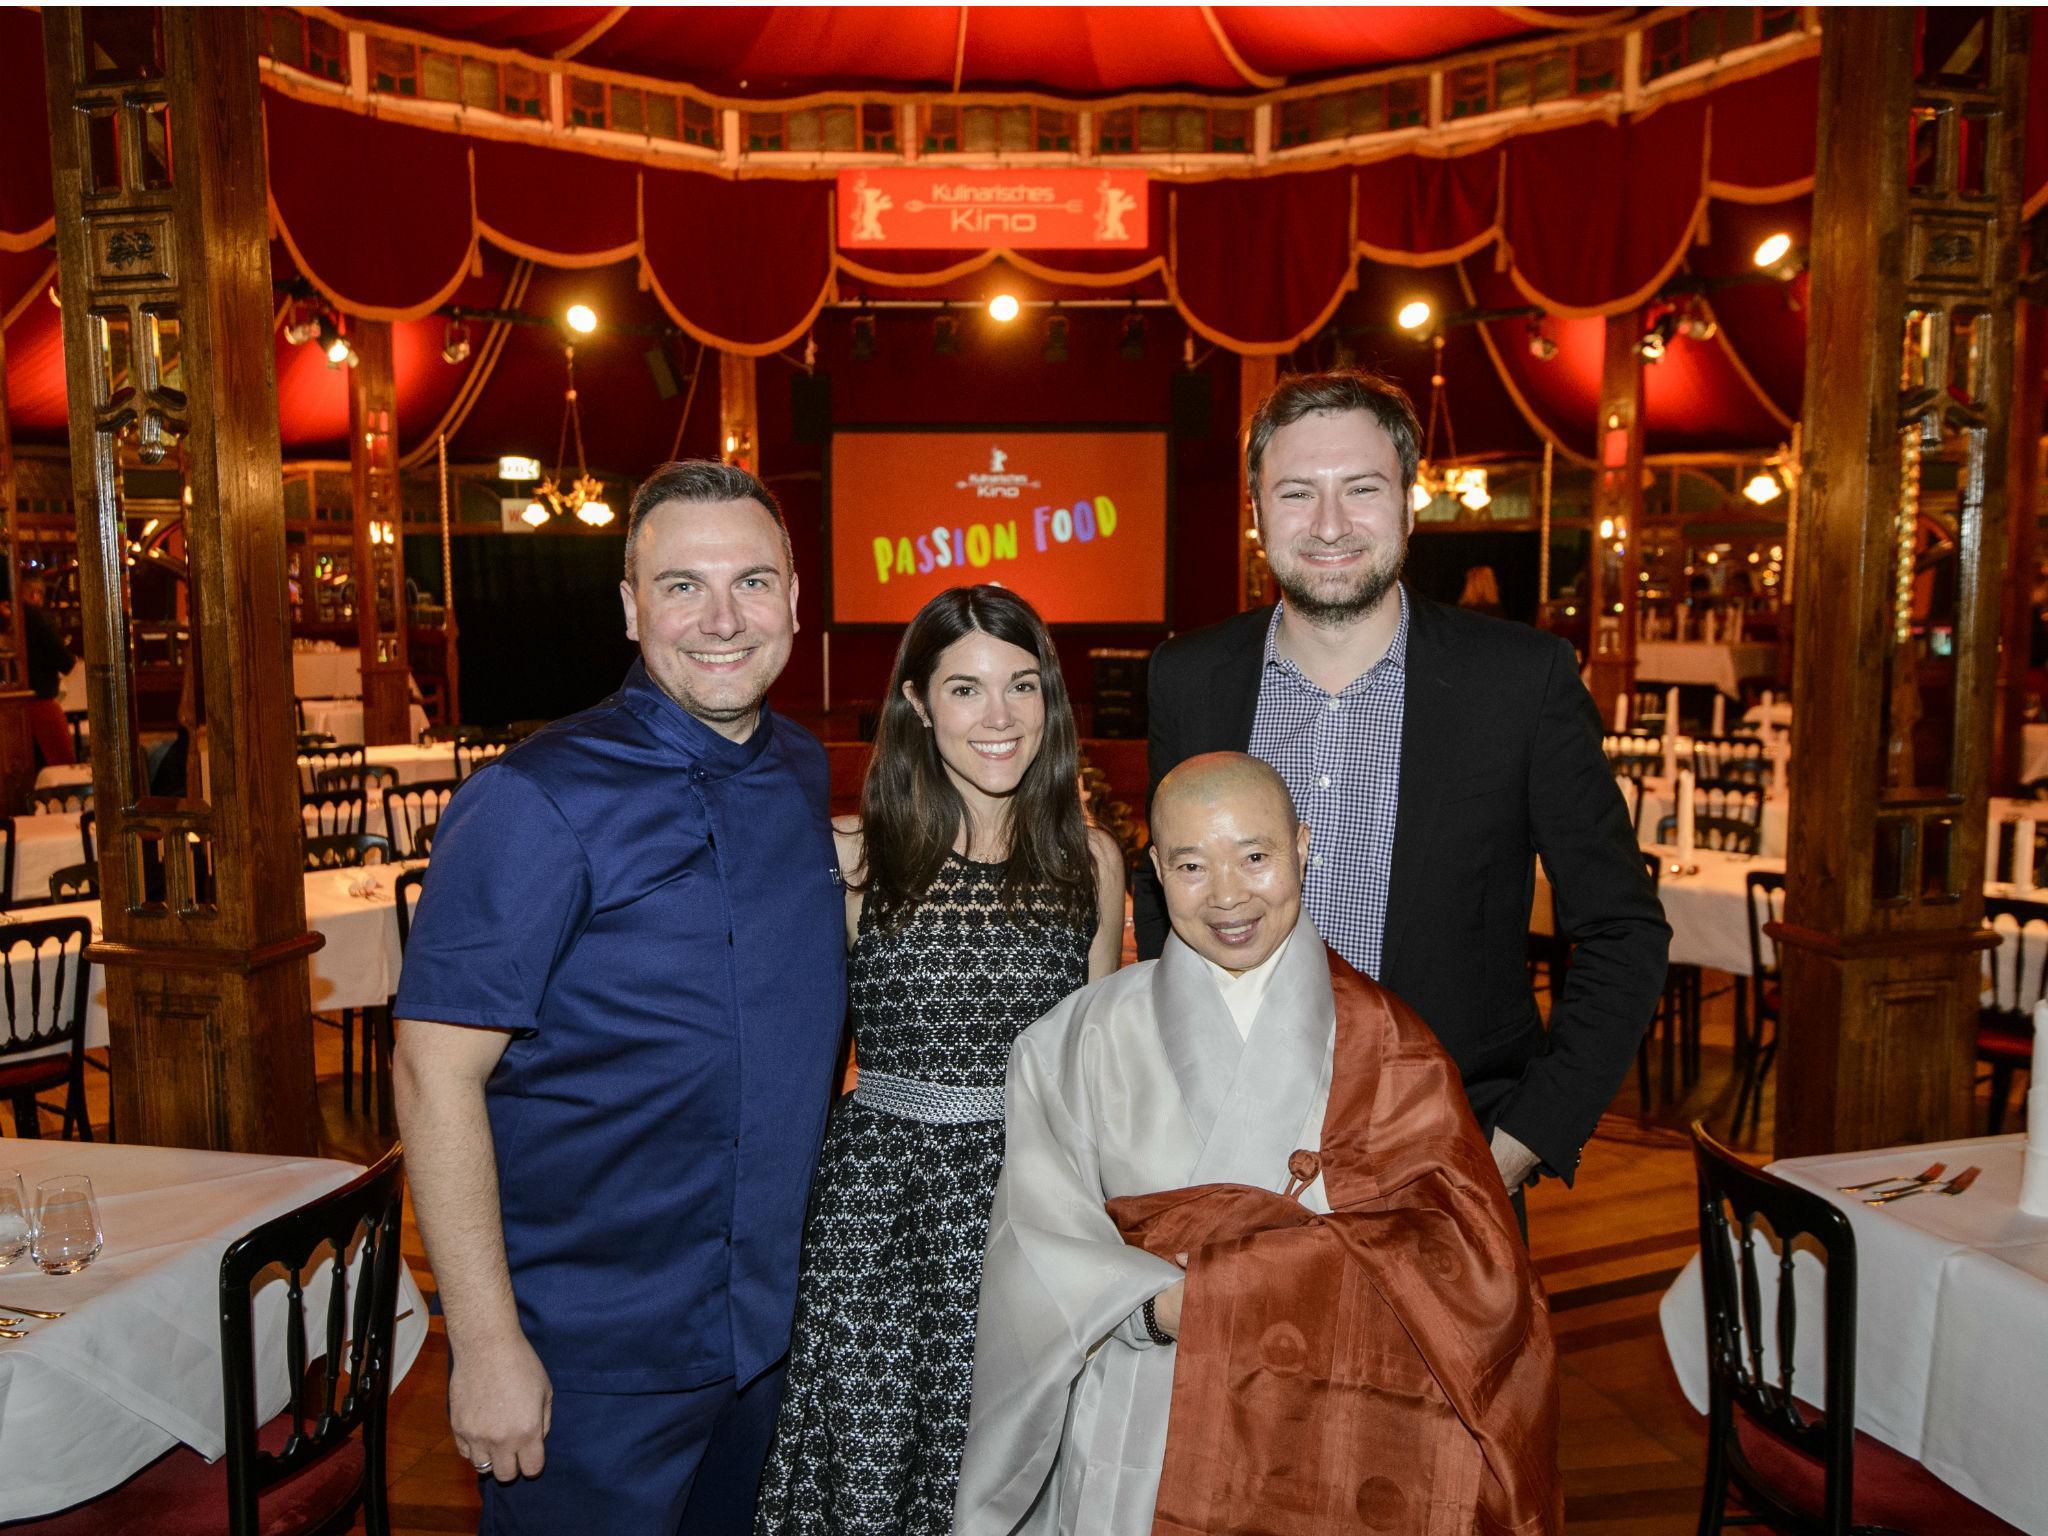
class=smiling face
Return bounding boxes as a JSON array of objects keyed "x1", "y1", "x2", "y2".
[
  {"x1": 906, "y1": 629, "x2": 1047, "y2": 804},
  {"x1": 1255, "y1": 407, "x2": 1412, "y2": 626},
  {"x1": 618, "y1": 496, "x2": 798, "y2": 741},
  {"x1": 1149, "y1": 769, "x2": 1311, "y2": 975}
]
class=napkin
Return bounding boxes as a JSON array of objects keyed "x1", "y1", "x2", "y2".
[
  {"x1": 331, "y1": 870, "x2": 386, "y2": 901},
  {"x1": 2024, "y1": 1001, "x2": 2048, "y2": 1216}
]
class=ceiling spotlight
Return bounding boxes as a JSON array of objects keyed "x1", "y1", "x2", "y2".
[
  {"x1": 1043, "y1": 313, "x2": 1069, "y2": 363},
  {"x1": 441, "y1": 319, "x2": 472, "y2": 365},
  {"x1": 283, "y1": 305, "x2": 319, "y2": 347},
  {"x1": 498, "y1": 455, "x2": 542, "y2": 483},
  {"x1": 988, "y1": 293, "x2": 1020, "y2": 323},
  {"x1": 1677, "y1": 299, "x2": 1718, "y2": 342},
  {"x1": 1397, "y1": 299, "x2": 1433, "y2": 333},
  {"x1": 1637, "y1": 309, "x2": 1680, "y2": 362},
  {"x1": 565, "y1": 303, "x2": 598, "y2": 334},
  {"x1": 850, "y1": 311, "x2": 876, "y2": 361},
  {"x1": 933, "y1": 312, "x2": 961, "y2": 355},
  {"x1": 520, "y1": 501, "x2": 550, "y2": 527},
  {"x1": 1118, "y1": 311, "x2": 1146, "y2": 360},
  {"x1": 1753, "y1": 233, "x2": 1793, "y2": 269},
  {"x1": 1743, "y1": 472, "x2": 1783, "y2": 505},
  {"x1": 1524, "y1": 318, "x2": 1557, "y2": 360}
]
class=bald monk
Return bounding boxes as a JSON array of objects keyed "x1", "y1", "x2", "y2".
[{"x1": 955, "y1": 753, "x2": 1561, "y2": 1536}]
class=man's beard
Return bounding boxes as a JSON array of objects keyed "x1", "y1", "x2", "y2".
[{"x1": 1270, "y1": 537, "x2": 1406, "y2": 627}]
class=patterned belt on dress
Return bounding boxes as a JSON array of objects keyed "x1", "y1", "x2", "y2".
[{"x1": 852, "y1": 1068, "x2": 1005, "y2": 1125}]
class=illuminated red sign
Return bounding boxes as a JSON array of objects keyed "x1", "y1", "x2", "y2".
[{"x1": 836, "y1": 168, "x2": 1148, "y2": 250}]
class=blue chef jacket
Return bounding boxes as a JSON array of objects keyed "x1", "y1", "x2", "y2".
[{"x1": 393, "y1": 660, "x2": 847, "y2": 1393}]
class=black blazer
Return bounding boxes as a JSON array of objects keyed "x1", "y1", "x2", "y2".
[{"x1": 1132, "y1": 593, "x2": 1669, "y2": 1184}]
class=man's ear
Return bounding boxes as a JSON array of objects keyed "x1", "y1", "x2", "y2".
[
  {"x1": 788, "y1": 570, "x2": 801, "y2": 638},
  {"x1": 619, "y1": 579, "x2": 639, "y2": 642},
  {"x1": 1295, "y1": 820, "x2": 1313, "y2": 868},
  {"x1": 1149, "y1": 843, "x2": 1166, "y2": 884}
]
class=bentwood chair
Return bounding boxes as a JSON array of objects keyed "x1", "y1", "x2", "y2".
[
  {"x1": 297, "y1": 745, "x2": 365, "y2": 796},
  {"x1": 1656, "y1": 813, "x2": 1762, "y2": 857},
  {"x1": 381, "y1": 779, "x2": 459, "y2": 858},
  {"x1": 1734, "y1": 872, "x2": 1787, "y2": 1142},
  {"x1": 316, "y1": 763, "x2": 399, "y2": 799},
  {"x1": 64, "y1": 708, "x2": 90, "y2": 764},
  {"x1": 47, "y1": 863, "x2": 97, "y2": 903},
  {"x1": 301, "y1": 792, "x2": 368, "y2": 841},
  {"x1": 28, "y1": 784, "x2": 89, "y2": 817},
  {"x1": 0, "y1": 816, "x2": 17, "y2": 911},
  {"x1": 304, "y1": 833, "x2": 393, "y2": 873},
  {"x1": 1690, "y1": 1122, "x2": 2024, "y2": 1535},
  {"x1": 16, "y1": 1146, "x2": 408, "y2": 1536},
  {"x1": 1979, "y1": 895, "x2": 2047, "y2": 1133},
  {"x1": 393, "y1": 867, "x2": 427, "y2": 955},
  {"x1": 0, "y1": 915, "x2": 95, "y2": 1139},
  {"x1": 1692, "y1": 735, "x2": 1770, "y2": 792},
  {"x1": 453, "y1": 740, "x2": 508, "y2": 781}
]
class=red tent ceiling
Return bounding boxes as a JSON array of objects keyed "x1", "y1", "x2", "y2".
[{"x1": 335, "y1": 6, "x2": 1578, "y2": 95}]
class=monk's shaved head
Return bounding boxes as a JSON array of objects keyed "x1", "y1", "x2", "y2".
[
  {"x1": 1150, "y1": 753, "x2": 1311, "y2": 974},
  {"x1": 1151, "y1": 752, "x2": 1299, "y2": 847}
]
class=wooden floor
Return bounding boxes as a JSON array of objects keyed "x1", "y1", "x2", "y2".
[{"x1": 21, "y1": 976, "x2": 1802, "y2": 1534}]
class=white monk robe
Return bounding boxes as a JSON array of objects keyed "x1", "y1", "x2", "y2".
[{"x1": 954, "y1": 910, "x2": 1336, "y2": 1536}]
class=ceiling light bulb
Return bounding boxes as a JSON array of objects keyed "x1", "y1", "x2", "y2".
[
  {"x1": 1753, "y1": 232, "x2": 1793, "y2": 269},
  {"x1": 1598, "y1": 517, "x2": 1616, "y2": 540},
  {"x1": 578, "y1": 500, "x2": 615, "y2": 527},
  {"x1": 566, "y1": 303, "x2": 598, "y2": 334},
  {"x1": 521, "y1": 501, "x2": 549, "y2": 527},
  {"x1": 1460, "y1": 484, "x2": 1491, "y2": 512},
  {"x1": 1397, "y1": 300, "x2": 1432, "y2": 332},
  {"x1": 1743, "y1": 472, "x2": 1783, "y2": 505},
  {"x1": 326, "y1": 337, "x2": 356, "y2": 367},
  {"x1": 988, "y1": 294, "x2": 1020, "y2": 323},
  {"x1": 1409, "y1": 481, "x2": 1432, "y2": 513}
]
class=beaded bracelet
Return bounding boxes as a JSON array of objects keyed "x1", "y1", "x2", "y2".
[{"x1": 1141, "y1": 1296, "x2": 1174, "y2": 1346}]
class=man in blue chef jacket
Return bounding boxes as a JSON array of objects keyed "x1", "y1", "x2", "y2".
[{"x1": 394, "y1": 459, "x2": 847, "y2": 1535}]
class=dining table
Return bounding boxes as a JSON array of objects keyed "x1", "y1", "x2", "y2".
[
  {"x1": 35, "y1": 741, "x2": 460, "y2": 797},
  {"x1": 1659, "y1": 1133, "x2": 2048, "y2": 1534},
  {"x1": 0, "y1": 1137, "x2": 428, "y2": 1521},
  {"x1": 1634, "y1": 640, "x2": 1780, "y2": 699}
]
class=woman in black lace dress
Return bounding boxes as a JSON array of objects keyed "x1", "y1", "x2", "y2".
[{"x1": 756, "y1": 586, "x2": 1125, "y2": 1536}]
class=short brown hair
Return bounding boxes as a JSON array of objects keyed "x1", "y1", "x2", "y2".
[
  {"x1": 1244, "y1": 370, "x2": 1424, "y2": 503},
  {"x1": 623, "y1": 460, "x2": 790, "y2": 582}
]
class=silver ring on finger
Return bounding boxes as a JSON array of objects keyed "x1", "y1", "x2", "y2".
[{"x1": 474, "y1": 1460, "x2": 492, "y2": 1473}]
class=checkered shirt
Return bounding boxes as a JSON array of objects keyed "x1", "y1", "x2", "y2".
[{"x1": 1247, "y1": 586, "x2": 1409, "y2": 980}]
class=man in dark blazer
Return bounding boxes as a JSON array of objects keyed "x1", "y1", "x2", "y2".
[{"x1": 1134, "y1": 370, "x2": 1667, "y2": 1192}]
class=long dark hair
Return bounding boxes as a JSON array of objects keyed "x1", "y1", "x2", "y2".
[{"x1": 857, "y1": 585, "x2": 1094, "y2": 927}]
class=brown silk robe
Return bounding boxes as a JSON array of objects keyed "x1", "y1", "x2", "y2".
[{"x1": 1108, "y1": 951, "x2": 1563, "y2": 1536}]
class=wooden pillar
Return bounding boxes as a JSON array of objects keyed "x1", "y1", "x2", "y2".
[
  {"x1": 44, "y1": 7, "x2": 320, "y2": 1153},
  {"x1": 347, "y1": 320, "x2": 410, "y2": 745},
  {"x1": 1993, "y1": 297, "x2": 2045, "y2": 793},
  {"x1": 1774, "y1": 8, "x2": 2028, "y2": 1157},
  {"x1": 0, "y1": 293, "x2": 38, "y2": 810},
  {"x1": 719, "y1": 350, "x2": 758, "y2": 475},
  {"x1": 1587, "y1": 309, "x2": 1646, "y2": 722},
  {"x1": 1239, "y1": 353, "x2": 1277, "y2": 611}
]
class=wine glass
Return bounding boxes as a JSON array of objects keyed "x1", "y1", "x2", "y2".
[
  {"x1": 0, "y1": 1173, "x2": 30, "y2": 1268},
  {"x1": 32, "y1": 1175, "x2": 102, "y2": 1275}
]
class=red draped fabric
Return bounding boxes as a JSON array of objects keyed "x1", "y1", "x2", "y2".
[
  {"x1": 638, "y1": 170, "x2": 835, "y2": 352},
  {"x1": 1171, "y1": 169, "x2": 1357, "y2": 352},
  {"x1": 1356, "y1": 150, "x2": 1501, "y2": 265},
  {"x1": 473, "y1": 140, "x2": 640, "y2": 266},
  {"x1": 0, "y1": 8, "x2": 53, "y2": 251}
]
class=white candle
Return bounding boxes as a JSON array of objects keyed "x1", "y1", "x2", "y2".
[
  {"x1": 2033, "y1": 999, "x2": 2047, "y2": 1087},
  {"x1": 1712, "y1": 694, "x2": 1726, "y2": 737},
  {"x1": 1676, "y1": 768, "x2": 1696, "y2": 858},
  {"x1": 2019, "y1": 818, "x2": 2037, "y2": 893},
  {"x1": 1613, "y1": 692, "x2": 1629, "y2": 733},
  {"x1": 1989, "y1": 819, "x2": 2005, "y2": 889}
]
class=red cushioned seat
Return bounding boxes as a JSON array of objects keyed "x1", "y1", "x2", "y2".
[
  {"x1": 6, "y1": 1405, "x2": 366, "y2": 1535},
  {"x1": 1735, "y1": 1405, "x2": 2026, "y2": 1535},
  {"x1": 0, "y1": 1055, "x2": 68, "y2": 1095},
  {"x1": 1977, "y1": 1022, "x2": 2032, "y2": 1063}
]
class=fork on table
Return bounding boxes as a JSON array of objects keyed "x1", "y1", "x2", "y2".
[
  {"x1": 1866, "y1": 1166, "x2": 1980, "y2": 1205},
  {"x1": 1839, "y1": 1161, "x2": 1944, "y2": 1193}
]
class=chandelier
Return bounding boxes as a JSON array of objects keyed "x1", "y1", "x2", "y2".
[
  {"x1": 522, "y1": 344, "x2": 614, "y2": 529},
  {"x1": 1410, "y1": 332, "x2": 1488, "y2": 514}
]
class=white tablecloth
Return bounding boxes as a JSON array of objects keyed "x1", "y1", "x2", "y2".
[
  {"x1": 2024, "y1": 724, "x2": 2048, "y2": 786},
  {"x1": 37, "y1": 741, "x2": 457, "y2": 797},
  {"x1": 1635, "y1": 641, "x2": 1779, "y2": 698},
  {"x1": 1633, "y1": 780, "x2": 1789, "y2": 860},
  {"x1": 1535, "y1": 847, "x2": 1781, "y2": 975},
  {"x1": 292, "y1": 648, "x2": 362, "y2": 699},
  {"x1": 11, "y1": 812, "x2": 89, "y2": 904},
  {"x1": 1659, "y1": 1134, "x2": 2048, "y2": 1534},
  {"x1": 0, "y1": 1139, "x2": 427, "y2": 1521},
  {"x1": 301, "y1": 698, "x2": 430, "y2": 747}
]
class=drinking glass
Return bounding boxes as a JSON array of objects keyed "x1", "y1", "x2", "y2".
[
  {"x1": 32, "y1": 1175, "x2": 102, "y2": 1275},
  {"x1": 0, "y1": 1173, "x2": 30, "y2": 1268}
]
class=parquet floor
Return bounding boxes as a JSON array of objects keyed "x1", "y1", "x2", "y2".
[{"x1": 23, "y1": 973, "x2": 1801, "y2": 1534}]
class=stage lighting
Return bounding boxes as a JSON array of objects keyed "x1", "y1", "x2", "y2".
[
  {"x1": 1637, "y1": 309, "x2": 1679, "y2": 362},
  {"x1": 850, "y1": 311, "x2": 876, "y2": 361},
  {"x1": 1119, "y1": 312, "x2": 1146, "y2": 359},
  {"x1": 1752, "y1": 232, "x2": 1806, "y2": 282},
  {"x1": 1397, "y1": 300, "x2": 1432, "y2": 333},
  {"x1": 988, "y1": 293, "x2": 1020, "y2": 323},
  {"x1": 1525, "y1": 318, "x2": 1557, "y2": 360},
  {"x1": 283, "y1": 305, "x2": 319, "y2": 347},
  {"x1": 566, "y1": 303, "x2": 598, "y2": 334},
  {"x1": 1676, "y1": 299, "x2": 1717, "y2": 342},
  {"x1": 933, "y1": 312, "x2": 961, "y2": 355},
  {"x1": 1043, "y1": 313, "x2": 1069, "y2": 362},
  {"x1": 1743, "y1": 472, "x2": 1783, "y2": 505},
  {"x1": 441, "y1": 319, "x2": 472, "y2": 364},
  {"x1": 1753, "y1": 233, "x2": 1792, "y2": 269},
  {"x1": 318, "y1": 314, "x2": 357, "y2": 369}
]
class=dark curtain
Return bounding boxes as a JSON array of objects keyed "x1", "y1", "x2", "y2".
[
  {"x1": 1405, "y1": 530, "x2": 1541, "y2": 625},
  {"x1": 409, "y1": 535, "x2": 635, "y2": 727}
]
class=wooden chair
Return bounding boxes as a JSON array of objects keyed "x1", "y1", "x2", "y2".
[
  {"x1": 1979, "y1": 894, "x2": 2046, "y2": 1133},
  {"x1": 64, "y1": 708, "x2": 90, "y2": 764},
  {"x1": 301, "y1": 792, "x2": 367, "y2": 840},
  {"x1": 1656, "y1": 813, "x2": 1763, "y2": 856},
  {"x1": 382, "y1": 779, "x2": 458, "y2": 858},
  {"x1": 304, "y1": 833, "x2": 393, "y2": 873},
  {"x1": 296, "y1": 745, "x2": 365, "y2": 796},
  {"x1": 1690, "y1": 1120, "x2": 2024, "y2": 1536},
  {"x1": 17, "y1": 1147, "x2": 407, "y2": 1536},
  {"x1": 316, "y1": 763, "x2": 398, "y2": 798},
  {"x1": 0, "y1": 915, "x2": 95, "y2": 1139},
  {"x1": 393, "y1": 867, "x2": 427, "y2": 954},
  {"x1": 28, "y1": 784, "x2": 89, "y2": 816},
  {"x1": 79, "y1": 807, "x2": 95, "y2": 867},
  {"x1": 1692, "y1": 735, "x2": 1770, "y2": 791},
  {"x1": 454, "y1": 740, "x2": 508, "y2": 781},
  {"x1": 47, "y1": 863, "x2": 97, "y2": 902},
  {"x1": 0, "y1": 816, "x2": 16, "y2": 912},
  {"x1": 1632, "y1": 851, "x2": 1683, "y2": 1114},
  {"x1": 295, "y1": 731, "x2": 337, "y2": 753},
  {"x1": 1735, "y1": 872, "x2": 1786, "y2": 1142},
  {"x1": 1603, "y1": 732, "x2": 1664, "y2": 783}
]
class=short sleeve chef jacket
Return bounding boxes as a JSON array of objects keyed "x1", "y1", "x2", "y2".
[{"x1": 394, "y1": 660, "x2": 847, "y2": 1393}]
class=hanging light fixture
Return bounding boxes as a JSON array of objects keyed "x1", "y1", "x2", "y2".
[
  {"x1": 1743, "y1": 471, "x2": 1783, "y2": 505},
  {"x1": 525, "y1": 344, "x2": 609, "y2": 528},
  {"x1": 933, "y1": 310, "x2": 961, "y2": 355},
  {"x1": 1043, "y1": 312, "x2": 1070, "y2": 363},
  {"x1": 1411, "y1": 332, "x2": 1486, "y2": 518},
  {"x1": 520, "y1": 501, "x2": 550, "y2": 528}
]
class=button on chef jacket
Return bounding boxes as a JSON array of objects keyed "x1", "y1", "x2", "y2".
[{"x1": 394, "y1": 660, "x2": 847, "y2": 1394}]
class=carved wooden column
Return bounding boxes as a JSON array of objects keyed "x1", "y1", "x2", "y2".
[
  {"x1": 1239, "y1": 354, "x2": 1277, "y2": 611},
  {"x1": 1993, "y1": 289, "x2": 2045, "y2": 793},
  {"x1": 1775, "y1": 8, "x2": 2027, "y2": 1157},
  {"x1": 1586, "y1": 309, "x2": 1646, "y2": 723},
  {"x1": 348, "y1": 320, "x2": 411, "y2": 745},
  {"x1": 0, "y1": 298, "x2": 38, "y2": 810},
  {"x1": 719, "y1": 350, "x2": 759, "y2": 475},
  {"x1": 44, "y1": 7, "x2": 319, "y2": 1153}
]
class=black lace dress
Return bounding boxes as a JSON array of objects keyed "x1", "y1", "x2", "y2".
[{"x1": 756, "y1": 853, "x2": 1094, "y2": 1536}]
